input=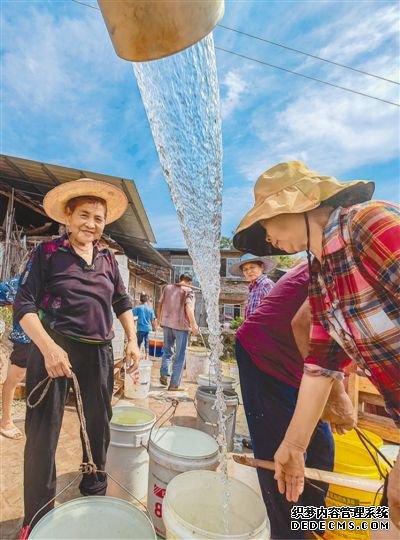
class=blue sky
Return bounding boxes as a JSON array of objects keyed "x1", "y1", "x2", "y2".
[{"x1": 2, "y1": 0, "x2": 399, "y2": 247}]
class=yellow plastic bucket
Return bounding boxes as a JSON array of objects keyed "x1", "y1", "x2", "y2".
[
  {"x1": 333, "y1": 429, "x2": 383, "y2": 450},
  {"x1": 325, "y1": 434, "x2": 388, "y2": 540}
]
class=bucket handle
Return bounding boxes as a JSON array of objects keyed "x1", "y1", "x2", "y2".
[
  {"x1": 146, "y1": 398, "x2": 179, "y2": 451},
  {"x1": 25, "y1": 468, "x2": 152, "y2": 537},
  {"x1": 354, "y1": 426, "x2": 393, "y2": 477}
]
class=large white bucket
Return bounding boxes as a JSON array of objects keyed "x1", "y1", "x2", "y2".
[
  {"x1": 185, "y1": 347, "x2": 210, "y2": 382},
  {"x1": 29, "y1": 496, "x2": 156, "y2": 539},
  {"x1": 163, "y1": 470, "x2": 270, "y2": 540},
  {"x1": 195, "y1": 386, "x2": 239, "y2": 452},
  {"x1": 106, "y1": 406, "x2": 156, "y2": 501},
  {"x1": 148, "y1": 426, "x2": 219, "y2": 537},
  {"x1": 124, "y1": 361, "x2": 152, "y2": 399}
]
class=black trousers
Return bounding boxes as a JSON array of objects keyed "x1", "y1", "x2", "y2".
[
  {"x1": 23, "y1": 332, "x2": 114, "y2": 527},
  {"x1": 235, "y1": 340, "x2": 334, "y2": 540}
]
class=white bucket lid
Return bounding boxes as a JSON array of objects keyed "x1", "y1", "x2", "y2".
[
  {"x1": 151, "y1": 426, "x2": 218, "y2": 459},
  {"x1": 29, "y1": 497, "x2": 156, "y2": 539},
  {"x1": 111, "y1": 406, "x2": 156, "y2": 427}
]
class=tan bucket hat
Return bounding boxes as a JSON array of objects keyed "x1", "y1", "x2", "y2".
[
  {"x1": 229, "y1": 254, "x2": 277, "y2": 277},
  {"x1": 233, "y1": 161, "x2": 375, "y2": 256},
  {"x1": 43, "y1": 178, "x2": 129, "y2": 225}
]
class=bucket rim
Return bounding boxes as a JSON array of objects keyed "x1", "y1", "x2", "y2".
[
  {"x1": 149, "y1": 425, "x2": 219, "y2": 459},
  {"x1": 29, "y1": 496, "x2": 156, "y2": 539},
  {"x1": 111, "y1": 405, "x2": 156, "y2": 428},
  {"x1": 197, "y1": 385, "x2": 239, "y2": 402},
  {"x1": 186, "y1": 346, "x2": 210, "y2": 354},
  {"x1": 197, "y1": 374, "x2": 236, "y2": 384},
  {"x1": 164, "y1": 470, "x2": 268, "y2": 539}
]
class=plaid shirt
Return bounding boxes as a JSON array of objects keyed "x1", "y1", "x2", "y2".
[
  {"x1": 0, "y1": 275, "x2": 31, "y2": 344},
  {"x1": 245, "y1": 274, "x2": 274, "y2": 318},
  {"x1": 305, "y1": 201, "x2": 400, "y2": 425}
]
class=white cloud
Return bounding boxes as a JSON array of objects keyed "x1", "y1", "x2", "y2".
[
  {"x1": 236, "y1": 4, "x2": 399, "y2": 182},
  {"x1": 220, "y1": 70, "x2": 248, "y2": 119},
  {"x1": 316, "y1": 4, "x2": 399, "y2": 65},
  {"x1": 2, "y1": 8, "x2": 126, "y2": 111}
]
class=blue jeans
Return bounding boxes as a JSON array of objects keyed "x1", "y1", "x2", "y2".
[
  {"x1": 160, "y1": 327, "x2": 189, "y2": 386},
  {"x1": 137, "y1": 330, "x2": 150, "y2": 354},
  {"x1": 235, "y1": 340, "x2": 334, "y2": 540}
]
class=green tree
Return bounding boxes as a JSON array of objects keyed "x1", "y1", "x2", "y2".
[
  {"x1": 274, "y1": 255, "x2": 305, "y2": 268},
  {"x1": 220, "y1": 236, "x2": 233, "y2": 249}
]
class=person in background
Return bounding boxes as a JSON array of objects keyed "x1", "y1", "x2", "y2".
[
  {"x1": 235, "y1": 262, "x2": 354, "y2": 539},
  {"x1": 158, "y1": 273, "x2": 199, "y2": 391},
  {"x1": 14, "y1": 178, "x2": 140, "y2": 533},
  {"x1": 229, "y1": 254, "x2": 276, "y2": 450},
  {"x1": 229, "y1": 254, "x2": 276, "y2": 318},
  {"x1": 233, "y1": 160, "x2": 400, "y2": 529},
  {"x1": 134, "y1": 293, "x2": 157, "y2": 359},
  {"x1": 0, "y1": 275, "x2": 31, "y2": 440}
]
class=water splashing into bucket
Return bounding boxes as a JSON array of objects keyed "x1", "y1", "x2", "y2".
[{"x1": 133, "y1": 34, "x2": 228, "y2": 470}]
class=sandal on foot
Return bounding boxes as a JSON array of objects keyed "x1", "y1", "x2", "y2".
[{"x1": 0, "y1": 426, "x2": 23, "y2": 440}]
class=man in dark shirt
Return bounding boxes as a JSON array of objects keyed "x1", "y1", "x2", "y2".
[{"x1": 236, "y1": 262, "x2": 334, "y2": 540}]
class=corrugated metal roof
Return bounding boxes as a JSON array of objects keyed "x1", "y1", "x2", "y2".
[{"x1": 0, "y1": 154, "x2": 171, "y2": 269}]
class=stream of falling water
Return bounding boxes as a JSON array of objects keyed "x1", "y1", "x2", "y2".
[{"x1": 133, "y1": 34, "x2": 231, "y2": 531}]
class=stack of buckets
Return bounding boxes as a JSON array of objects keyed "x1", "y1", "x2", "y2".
[
  {"x1": 325, "y1": 429, "x2": 394, "y2": 540},
  {"x1": 106, "y1": 407, "x2": 270, "y2": 539}
]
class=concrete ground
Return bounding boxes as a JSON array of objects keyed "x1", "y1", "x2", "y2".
[{"x1": 0, "y1": 359, "x2": 258, "y2": 540}]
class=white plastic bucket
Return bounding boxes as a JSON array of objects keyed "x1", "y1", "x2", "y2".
[
  {"x1": 125, "y1": 361, "x2": 152, "y2": 399},
  {"x1": 148, "y1": 426, "x2": 219, "y2": 537},
  {"x1": 185, "y1": 347, "x2": 210, "y2": 382},
  {"x1": 29, "y1": 496, "x2": 156, "y2": 539},
  {"x1": 106, "y1": 406, "x2": 156, "y2": 501},
  {"x1": 196, "y1": 386, "x2": 239, "y2": 452},
  {"x1": 197, "y1": 373, "x2": 236, "y2": 391},
  {"x1": 163, "y1": 470, "x2": 270, "y2": 539}
]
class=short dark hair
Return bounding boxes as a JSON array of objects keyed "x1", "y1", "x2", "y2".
[
  {"x1": 179, "y1": 273, "x2": 193, "y2": 283},
  {"x1": 66, "y1": 196, "x2": 107, "y2": 218},
  {"x1": 140, "y1": 294, "x2": 148, "y2": 303}
]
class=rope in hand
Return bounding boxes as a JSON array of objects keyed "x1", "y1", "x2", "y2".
[{"x1": 27, "y1": 372, "x2": 97, "y2": 474}]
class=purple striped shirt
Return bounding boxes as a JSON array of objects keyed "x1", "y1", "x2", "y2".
[{"x1": 245, "y1": 274, "x2": 274, "y2": 318}]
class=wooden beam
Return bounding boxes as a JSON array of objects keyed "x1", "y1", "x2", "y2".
[
  {"x1": 358, "y1": 412, "x2": 400, "y2": 444},
  {"x1": 0, "y1": 188, "x2": 48, "y2": 217}
]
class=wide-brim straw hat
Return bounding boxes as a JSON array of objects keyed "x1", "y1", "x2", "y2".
[
  {"x1": 229, "y1": 255, "x2": 277, "y2": 277},
  {"x1": 43, "y1": 178, "x2": 128, "y2": 225},
  {"x1": 233, "y1": 160, "x2": 375, "y2": 256}
]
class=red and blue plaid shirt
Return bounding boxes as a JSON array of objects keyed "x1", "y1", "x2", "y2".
[
  {"x1": 245, "y1": 274, "x2": 274, "y2": 318},
  {"x1": 305, "y1": 201, "x2": 400, "y2": 425}
]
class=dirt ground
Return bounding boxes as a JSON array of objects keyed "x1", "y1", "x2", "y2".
[{"x1": 0, "y1": 359, "x2": 256, "y2": 540}]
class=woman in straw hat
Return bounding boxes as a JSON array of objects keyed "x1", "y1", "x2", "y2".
[
  {"x1": 14, "y1": 178, "x2": 140, "y2": 532},
  {"x1": 233, "y1": 161, "x2": 400, "y2": 528}
]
